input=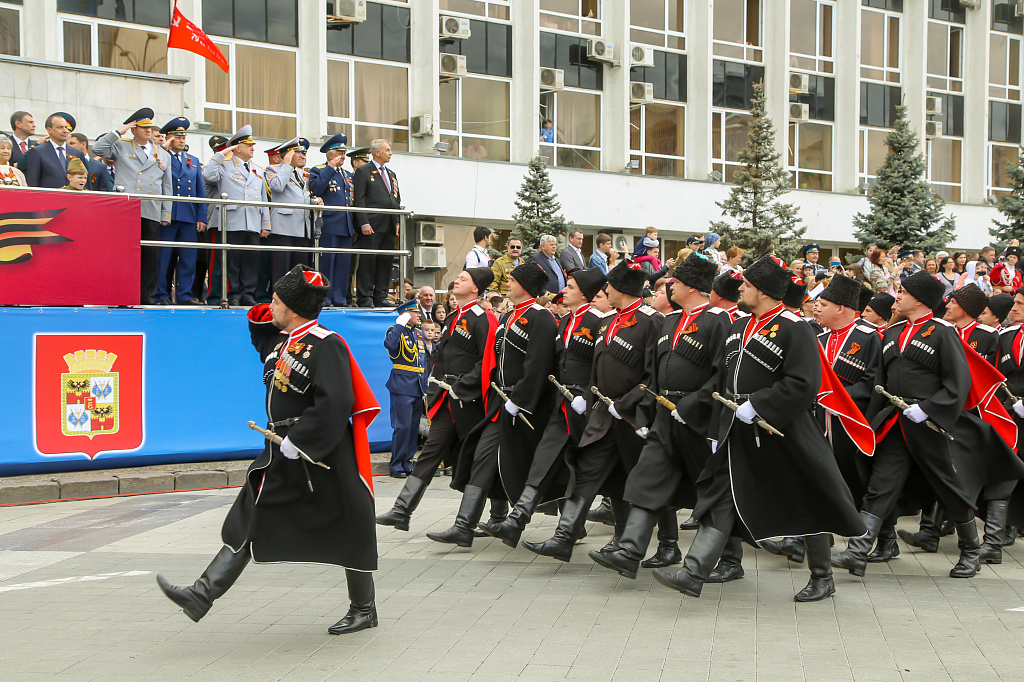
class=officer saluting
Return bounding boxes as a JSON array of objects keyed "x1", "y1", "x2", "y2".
[
  {"x1": 384, "y1": 299, "x2": 427, "y2": 477},
  {"x1": 308, "y1": 134, "x2": 356, "y2": 307},
  {"x1": 266, "y1": 136, "x2": 315, "y2": 284}
]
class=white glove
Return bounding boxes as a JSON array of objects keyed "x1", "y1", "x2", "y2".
[
  {"x1": 280, "y1": 436, "x2": 300, "y2": 460},
  {"x1": 570, "y1": 395, "x2": 587, "y2": 415},
  {"x1": 396, "y1": 312, "x2": 411, "y2": 327},
  {"x1": 504, "y1": 400, "x2": 521, "y2": 417},
  {"x1": 635, "y1": 427, "x2": 649, "y2": 439},
  {"x1": 736, "y1": 401, "x2": 757, "y2": 424},
  {"x1": 1014, "y1": 400, "x2": 1024, "y2": 419},
  {"x1": 903, "y1": 404, "x2": 928, "y2": 424},
  {"x1": 608, "y1": 403, "x2": 622, "y2": 420},
  {"x1": 671, "y1": 409, "x2": 685, "y2": 424}
]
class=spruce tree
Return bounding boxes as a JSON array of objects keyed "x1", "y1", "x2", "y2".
[
  {"x1": 710, "y1": 81, "x2": 804, "y2": 264},
  {"x1": 511, "y1": 156, "x2": 572, "y2": 255},
  {"x1": 852, "y1": 104, "x2": 955, "y2": 254},
  {"x1": 992, "y1": 147, "x2": 1024, "y2": 249}
]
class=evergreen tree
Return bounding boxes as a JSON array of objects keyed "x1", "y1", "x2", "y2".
[
  {"x1": 992, "y1": 147, "x2": 1024, "y2": 249},
  {"x1": 710, "y1": 81, "x2": 804, "y2": 264},
  {"x1": 852, "y1": 104, "x2": 955, "y2": 254},
  {"x1": 511, "y1": 156, "x2": 572, "y2": 255}
]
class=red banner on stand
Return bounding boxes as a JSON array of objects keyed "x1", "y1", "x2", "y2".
[{"x1": 0, "y1": 189, "x2": 141, "y2": 306}]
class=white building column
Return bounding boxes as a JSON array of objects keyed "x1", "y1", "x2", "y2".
[
  {"x1": 511, "y1": 0, "x2": 540, "y2": 164},
  {"x1": 600, "y1": 0, "x2": 629, "y2": 172},
  {"x1": 166, "y1": 0, "x2": 203, "y2": 126},
  {"x1": 962, "y1": 4, "x2": 991, "y2": 205},
  {"x1": 297, "y1": 0, "x2": 328, "y2": 143},
  {"x1": 685, "y1": 0, "x2": 712, "y2": 180},
  {"x1": 902, "y1": 1, "x2": 928, "y2": 137},
  {"x1": 409, "y1": 0, "x2": 440, "y2": 155},
  {"x1": 23, "y1": 0, "x2": 59, "y2": 62},
  {"x1": 833, "y1": 0, "x2": 861, "y2": 194},
  {"x1": 762, "y1": 0, "x2": 790, "y2": 160}
]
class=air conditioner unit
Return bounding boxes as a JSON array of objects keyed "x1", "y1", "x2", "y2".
[
  {"x1": 926, "y1": 96, "x2": 943, "y2": 116},
  {"x1": 439, "y1": 15, "x2": 471, "y2": 39},
  {"x1": 587, "y1": 38, "x2": 615, "y2": 64},
  {"x1": 925, "y1": 120, "x2": 943, "y2": 139},
  {"x1": 630, "y1": 81, "x2": 654, "y2": 104},
  {"x1": 330, "y1": 0, "x2": 366, "y2": 22},
  {"x1": 415, "y1": 246, "x2": 447, "y2": 269},
  {"x1": 959, "y1": 0, "x2": 980, "y2": 7},
  {"x1": 789, "y1": 73, "x2": 809, "y2": 94},
  {"x1": 790, "y1": 103, "x2": 810, "y2": 123},
  {"x1": 440, "y1": 53, "x2": 467, "y2": 78},
  {"x1": 540, "y1": 67, "x2": 565, "y2": 90},
  {"x1": 630, "y1": 44, "x2": 655, "y2": 68},
  {"x1": 611, "y1": 234, "x2": 633, "y2": 254},
  {"x1": 417, "y1": 222, "x2": 445, "y2": 245},
  {"x1": 410, "y1": 115, "x2": 433, "y2": 138},
  {"x1": 1017, "y1": 0, "x2": 1024, "y2": 17}
]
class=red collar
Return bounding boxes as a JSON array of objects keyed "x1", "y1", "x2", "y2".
[
  {"x1": 606, "y1": 299, "x2": 643, "y2": 342},
  {"x1": 825, "y1": 320, "x2": 857, "y2": 364},
  {"x1": 743, "y1": 303, "x2": 785, "y2": 345},
  {"x1": 564, "y1": 303, "x2": 591, "y2": 342},
  {"x1": 899, "y1": 312, "x2": 934, "y2": 351},
  {"x1": 507, "y1": 298, "x2": 536, "y2": 328},
  {"x1": 674, "y1": 302, "x2": 708, "y2": 345},
  {"x1": 287, "y1": 319, "x2": 318, "y2": 344},
  {"x1": 957, "y1": 319, "x2": 978, "y2": 340}
]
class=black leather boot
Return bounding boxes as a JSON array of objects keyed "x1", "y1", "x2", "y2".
[
  {"x1": 597, "y1": 498, "x2": 631, "y2": 552},
  {"x1": 475, "y1": 498, "x2": 510, "y2": 537},
  {"x1": 156, "y1": 545, "x2": 250, "y2": 622},
  {"x1": 587, "y1": 496, "x2": 615, "y2": 525},
  {"x1": 522, "y1": 496, "x2": 588, "y2": 562},
  {"x1": 831, "y1": 511, "x2": 882, "y2": 577},
  {"x1": 328, "y1": 570, "x2": 377, "y2": 635},
  {"x1": 979, "y1": 500, "x2": 1009, "y2": 565},
  {"x1": 867, "y1": 524, "x2": 900, "y2": 563},
  {"x1": 536, "y1": 499, "x2": 559, "y2": 516},
  {"x1": 795, "y1": 534, "x2": 835, "y2": 602},
  {"x1": 478, "y1": 486, "x2": 542, "y2": 548},
  {"x1": 375, "y1": 476, "x2": 428, "y2": 532},
  {"x1": 760, "y1": 536, "x2": 805, "y2": 563},
  {"x1": 999, "y1": 525, "x2": 1017, "y2": 547},
  {"x1": 652, "y1": 525, "x2": 729, "y2": 598},
  {"x1": 679, "y1": 513, "x2": 700, "y2": 531},
  {"x1": 589, "y1": 506, "x2": 658, "y2": 579},
  {"x1": 641, "y1": 508, "x2": 682, "y2": 568},
  {"x1": 427, "y1": 485, "x2": 488, "y2": 547},
  {"x1": 950, "y1": 520, "x2": 982, "y2": 578},
  {"x1": 897, "y1": 502, "x2": 942, "y2": 553},
  {"x1": 705, "y1": 536, "x2": 745, "y2": 583}
]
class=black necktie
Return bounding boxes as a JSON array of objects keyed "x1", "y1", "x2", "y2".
[
  {"x1": 57, "y1": 146, "x2": 66, "y2": 169},
  {"x1": 108, "y1": 166, "x2": 115, "y2": 181},
  {"x1": 244, "y1": 162, "x2": 250, "y2": 174}
]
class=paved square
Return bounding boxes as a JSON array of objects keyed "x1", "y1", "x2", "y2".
[{"x1": 1, "y1": 479, "x2": 1023, "y2": 681}]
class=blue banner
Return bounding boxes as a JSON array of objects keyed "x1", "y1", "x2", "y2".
[{"x1": 0, "y1": 307, "x2": 399, "y2": 476}]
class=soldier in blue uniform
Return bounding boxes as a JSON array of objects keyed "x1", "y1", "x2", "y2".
[
  {"x1": 385, "y1": 299, "x2": 428, "y2": 477},
  {"x1": 154, "y1": 117, "x2": 207, "y2": 305},
  {"x1": 309, "y1": 134, "x2": 356, "y2": 306}
]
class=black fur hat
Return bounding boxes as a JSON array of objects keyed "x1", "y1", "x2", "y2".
[
  {"x1": 783, "y1": 276, "x2": 807, "y2": 309},
  {"x1": 712, "y1": 272, "x2": 742, "y2": 303},
  {"x1": 464, "y1": 267, "x2": 494, "y2": 294},
  {"x1": 948, "y1": 283, "x2": 989, "y2": 319},
  {"x1": 988, "y1": 293, "x2": 1014, "y2": 323},
  {"x1": 858, "y1": 286, "x2": 874, "y2": 313},
  {"x1": 510, "y1": 262, "x2": 550, "y2": 298},
  {"x1": 606, "y1": 260, "x2": 648, "y2": 298},
  {"x1": 901, "y1": 270, "x2": 946, "y2": 310},
  {"x1": 672, "y1": 253, "x2": 718, "y2": 294},
  {"x1": 819, "y1": 273, "x2": 863, "y2": 310},
  {"x1": 569, "y1": 267, "x2": 607, "y2": 301},
  {"x1": 867, "y1": 293, "x2": 895, "y2": 321},
  {"x1": 273, "y1": 265, "x2": 330, "y2": 319},
  {"x1": 743, "y1": 255, "x2": 791, "y2": 301}
]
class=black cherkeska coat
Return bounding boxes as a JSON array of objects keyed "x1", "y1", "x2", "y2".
[
  {"x1": 625, "y1": 304, "x2": 732, "y2": 512},
  {"x1": 697, "y1": 306, "x2": 866, "y2": 542},
  {"x1": 997, "y1": 324, "x2": 1024, "y2": 526},
  {"x1": 221, "y1": 315, "x2": 377, "y2": 571},
  {"x1": 961, "y1": 322, "x2": 998, "y2": 366},
  {"x1": 425, "y1": 302, "x2": 496, "y2": 437}
]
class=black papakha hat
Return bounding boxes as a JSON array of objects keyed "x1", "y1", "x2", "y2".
[
  {"x1": 901, "y1": 271, "x2": 946, "y2": 310},
  {"x1": 948, "y1": 283, "x2": 989, "y2": 320},
  {"x1": 606, "y1": 260, "x2": 648, "y2": 298},
  {"x1": 510, "y1": 262, "x2": 550, "y2": 298},
  {"x1": 867, "y1": 293, "x2": 895, "y2": 321},
  {"x1": 464, "y1": 267, "x2": 494, "y2": 294},
  {"x1": 988, "y1": 293, "x2": 1014, "y2": 323},
  {"x1": 273, "y1": 265, "x2": 330, "y2": 320},
  {"x1": 672, "y1": 253, "x2": 717, "y2": 294},
  {"x1": 743, "y1": 255, "x2": 791, "y2": 301},
  {"x1": 712, "y1": 272, "x2": 742, "y2": 303},
  {"x1": 819, "y1": 273, "x2": 863, "y2": 310},
  {"x1": 858, "y1": 286, "x2": 874, "y2": 313},
  {"x1": 783, "y1": 277, "x2": 807, "y2": 309},
  {"x1": 569, "y1": 267, "x2": 607, "y2": 301}
]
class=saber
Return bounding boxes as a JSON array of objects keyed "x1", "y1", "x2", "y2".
[
  {"x1": 547, "y1": 375, "x2": 575, "y2": 402},
  {"x1": 429, "y1": 375, "x2": 460, "y2": 400},
  {"x1": 1000, "y1": 382, "x2": 1021, "y2": 405},
  {"x1": 639, "y1": 384, "x2": 676, "y2": 412},
  {"x1": 590, "y1": 385, "x2": 615, "y2": 409},
  {"x1": 711, "y1": 392, "x2": 785, "y2": 438},
  {"x1": 491, "y1": 382, "x2": 533, "y2": 429},
  {"x1": 247, "y1": 421, "x2": 331, "y2": 469},
  {"x1": 873, "y1": 386, "x2": 954, "y2": 441}
]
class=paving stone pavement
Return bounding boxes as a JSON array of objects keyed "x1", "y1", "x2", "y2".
[{"x1": 1, "y1": 478, "x2": 1024, "y2": 681}]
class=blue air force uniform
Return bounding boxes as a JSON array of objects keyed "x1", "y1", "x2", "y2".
[
  {"x1": 385, "y1": 301, "x2": 428, "y2": 475},
  {"x1": 308, "y1": 133, "x2": 356, "y2": 306},
  {"x1": 155, "y1": 117, "x2": 208, "y2": 303}
]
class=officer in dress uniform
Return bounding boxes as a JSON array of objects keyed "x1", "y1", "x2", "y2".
[
  {"x1": 308, "y1": 134, "x2": 356, "y2": 307},
  {"x1": 266, "y1": 136, "x2": 316, "y2": 285},
  {"x1": 192, "y1": 135, "x2": 229, "y2": 304},
  {"x1": 803, "y1": 244, "x2": 826, "y2": 276},
  {"x1": 153, "y1": 117, "x2": 207, "y2": 305},
  {"x1": 92, "y1": 107, "x2": 172, "y2": 304},
  {"x1": 385, "y1": 299, "x2": 427, "y2": 477},
  {"x1": 202, "y1": 125, "x2": 271, "y2": 306}
]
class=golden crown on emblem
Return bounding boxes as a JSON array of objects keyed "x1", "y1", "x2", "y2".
[{"x1": 63, "y1": 349, "x2": 117, "y2": 373}]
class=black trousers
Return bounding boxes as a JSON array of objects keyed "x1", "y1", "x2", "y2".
[
  {"x1": 226, "y1": 231, "x2": 260, "y2": 300},
  {"x1": 571, "y1": 428, "x2": 626, "y2": 504},
  {"x1": 192, "y1": 228, "x2": 217, "y2": 301},
  {"x1": 411, "y1": 411, "x2": 460, "y2": 482},
  {"x1": 355, "y1": 230, "x2": 395, "y2": 307},
  {"x1": 468, "y1": 421, "x2": 502, "y2": 491},
  {"x1": 140, "y1": 218, "x2": 161, "y2": 304},
  {"x1": 269, "y1": 233, "x2": 311, "y2": 286}
]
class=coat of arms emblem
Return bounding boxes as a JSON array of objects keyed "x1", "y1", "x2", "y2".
[{"x1": 61, "y1": 349, "x2": 120, "y2": 438}]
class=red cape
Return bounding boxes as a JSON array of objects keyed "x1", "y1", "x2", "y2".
[{"x1": 817, "y1": 345, "x2": 875, "y2": 456}]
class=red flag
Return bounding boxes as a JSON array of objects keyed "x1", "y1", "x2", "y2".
[
  {"x1": 168, "y1": 2, "x2": 229, "y2": 73},
  {"x1": 817, "y1": 344, "x2": 875, "y2": 456},
  {"x1": 479, "y1": 310, "x2": 500, "y2": 414},
  {"x1": 960, "y1": 339, "x2": 1017, "y2": 451},
  {"x1": 334, "y1": 335, "x2": 380, "y2": 496}
]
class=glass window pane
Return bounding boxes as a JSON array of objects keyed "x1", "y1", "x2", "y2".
[
  {"x1": 631, "y1": 0, "x2": 664, "y2": 31},
  {"x1": 790, "y1": 0, "x2": 817, "y2": 57},
  {"x1": 462, "y1": 78, "x2": 509, "y2": 137},
  {"x1": 993, "y1": 144, "x2": 1018, "y2": 188},
  {"x1": 992, "y1": 34, "x2": 1008, "y2": 87},
  {"x1": 234, "y1": 1, "x2": 266, "y2": 43},
  {"x1": 866, "y1": 129, "x2": 888, "y2": 174},
  {"x1": 439, "y1": 79, "x2": 458, "y2": 131},
  {"x1": 98, "y1": 25, "x2": 168, "y2": 74},
  {"x1": 466, "y1": 138, "x2": 509, "y2": 162},
  {"x1": 236, "y1": 45, "x2": 296, "y2": 114},
  {"x1": 646, "y1": 157, "x2": 682, "y2": 178},
  {"x1": 326, "y1": 121, "x2": 352, "y2": 139},
  {"x1": 327, "y1": 60, "x2": 350, "y2": 119},
  {"x1": 645, "y1": 103, "x2": 685, "y2": 157},
  {"x1": 949, "y1": 26, "x2": 961, "y2": 79},
  {"x1": 798, "y1": 172, "x2": 831, "y2": 191},
  {"x1": 0, "y1": 8, "x2": 20, "y2": 56},
  {"x1": 555, "y1": 91, "x2": 600, "y2": 147},
  {"x1": 556, "y1": 147, "x2": 599, "y2": 170},
  {"x1": 724, "y1": 112, "x2": 751, "y2": 162},
  {"x1": 821, "y1": 4, "x2": 832, "y2": 58},
  {"x1": 630, "y1": 107, "x2": 641, "y2": 152},
  {"x1": 267, "y1": 0, "x2": 297, "y2": 47},
  {"x1": 929, "y1": 138, "x2": 960, "y2": 183},
  {"x1": 246, "y1": 112, "x2": 294, "y2": 140},
  {"x1": 206, "y1": 42, "x2": 230, "y2": 105},
  {"x1": 927, "y1": 22, "x2": 946, "y2": 77},
  {"x1": 712, "y1": 112, "x2": 723, "y2": 159},
  {"x1": 63, "y1": 21, "x2": 91, "y2": 65},
  {"x1": 796, "y1": 122, "x2": 832, "y2": 171},
  {"x1": 668, "y1": 0, "x2": 684, "y2": 33},
  {"x1": 1012, "y1": 38, "x2": 1020, "y2": 87},
  {"x1": 440, "y1": 0, "x2": 486, "y2": 16},
  {"x1": 746, "y1": 0, "x2": 760, "y2": 46},
  {"x1": 887, "y1": 16, "x2": 900, "y2": 69},
  {"x1": 540, "y1": 0, "x2": 578, "y2": 14},
  {"x1": 353, "y1": 125, "x2": 408, "y2": 151},
  {"x1": 203, "y1": 0, "x2": 233, "y2": 38},
  {"x1": 204, "y1": 108, "x2": 233, "y2": 135},
  {"x1": 489, "y1": 6, "x2": 510, "y2": 20},
  {"x1": 354, "y1": 62, "x2": 409, "y2": 127},
  {"x1": 714, "y1": 0, "x2": 745, "y2": 44},
  {"x1": 861, "y1": 10, "x2": 884, "y2": 68}
]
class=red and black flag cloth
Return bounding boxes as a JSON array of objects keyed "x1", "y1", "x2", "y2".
[
  {"x1": 0, "y1": 209, "x2": 71, "y2": 264},
  {"x1": 816, "y1": 344, "x2": 876, "y2": 457}
]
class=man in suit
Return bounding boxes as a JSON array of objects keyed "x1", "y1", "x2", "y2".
[
  {"x1": 153, "y1": 117, "x2": 207, "y2": 305},
  {"x1": 266, "y1": 136, "x2": 316, "y2": 286},
  {"x1": 8, "y1": 111, "x2": 36, "y2": 165},
  {"x1": 353, "y1": 138, "x2": 401, "y2": 307},
  {"x1": 530, "y1": 234, "x2": 565, "y2": 295},
  {"x1": 559, "y1": 229, "x2": 586, "y2": 272},
  {"x1": 308, "y1": 133, "x2": 356, "y2": 307},
  {"x1": 93, "y1": 107, "x2": 173, "y2": 304},
  {"x1": 22, "y1": 112, "x2": 86, "y2": 188},
  {"x1": 201, "y1": 125, "x2": 271, "y2": 306},
  {"x1": 68, "y1": 133, "x2": 113, "y2": 192}
]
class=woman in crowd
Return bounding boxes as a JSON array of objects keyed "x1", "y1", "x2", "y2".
[
  {"x1": 868, "y1": 250, "x2": 896, "y2": 293},
  {"x1": 936, "y1": 256, "x2": 958, "y2": 296},
  {"x1": 924, "y1": 257, "x2": 938, "y2": 275},
  {"x1": 952, "y1": 251, "x2": 968, "y2": 274},
  {"x1": 720, "y1": 246, "x2": 745, "y2": 275},
  {"x1": 955, "y1": 260, "x2": 993, "y2": 295},
  {"x1": 0, "y1": 138, "x2": 28, "y2": 186}
]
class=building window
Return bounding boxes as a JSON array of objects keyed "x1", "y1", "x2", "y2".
[
  {"x1": 990, "y1": 33, "x2": 1022, "y2": 101},
  {"x1": 713, "y1": 0, "x2": 761, "y2": 62},
  {"x1": 0, "y1": 3, "x2": 21, "y2": 57},
  {"x1": 860, "y1": 4, "x2": 900, "y2": 83},
  {"x1": 926, "y1": 20, "x2": 962, "y2": 93},
  {"x1": 439, "y1": 0, "x2": 509, "y2": 21},
  {"x1": 790, "y1": 0, "x2": 833, "y2": 75},
  {"x1": 439, "y1": 77, "x2": 511, "y2": 162},
  {"x1": 58, "y1": 0, "x2": 167, "y2": 27},
  {"x1": 325, "y1": 58, "x2": 410, "y2": 151},
  {"x1": 927, "y1": 138, "x2": 961, "y2": 202},
  {"x1": 858, "y1": 127, "x2": 890, "y2": 188},
  {"x1": 990, "y1": 100, "x2": 1022, "y2": 143},
  {"x1": 630, "y1": 51, "x2": 687, "y2": 103},
  {"x1": 540, "y1": 0, "x2": 600, "y2": 37},
  {"x1": 540, "y1": 32, "x2": 603, "y2": 90},
  {"x1": 61, "y1": 18, "x2": 168, "y2": 74},
  {"x1": 326, "y1": 1, "x2": 410, "y2": 63},
  {"x1": 788, "y1": 122, "x2": 833, "y2": 191},
  {"x1": 712, "y1": 111, "x2": 753, "y2": 183},
  {"x1": 630, "y1": 0, "x2": 685, "y2": 51},
  {"x1": 929, "y1": 92, "x2": 964, "y2": 137},
  {"x1": 630, "y1": 102, "x2": 685, "y2": 178},
  {"x1": 790, "y1": 75, "x2": 835, "y2": 121},
  {"x1": 204, "y1": 0, "x2": 297, "y2": 47},
  {"x1": 539, "y1": 90, "x2": 601, "y2": 170},
  {"x1": 712, "y1": 60, "x2": 765, "y2": 111},
  {"x1": 440, "y1": 19, "x2": 512, "y2": 78},
  {"x1": 927, "y1": 0, "x2": 965, "y2": 23},
  {"x1": 860, "y1": 82, "x2": 900, "y2": 127},
  {"x1": 990, "y1": 143, "x2": 1019, "y2": 198},
  {"x1": 205, "y1": 41, "x2": 298, "y2": 140},
  {"x1": 994, "y1": 1, "x2": 1024, "y2": 34}
]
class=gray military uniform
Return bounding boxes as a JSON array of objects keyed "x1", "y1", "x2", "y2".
[
  {"x1": 92, "y1": 132, "x2": 172, "y2": 222},
  {"x1": 201, "y1": 153, "x2": 270, "y2": 232},
  {"x1": 265, "y1": 164, "x2": 313, "y2": 238}
]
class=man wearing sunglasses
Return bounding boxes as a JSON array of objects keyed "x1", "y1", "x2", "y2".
[{"x1": 490, "y1": 237, "x2": 524, "y2": 296}]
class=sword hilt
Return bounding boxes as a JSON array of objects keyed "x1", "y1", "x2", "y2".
[
  {"x1": 548, "y1": 375, "x2": 575, "y2": 402},
  {"x1": 639, "y1": 384, "x2": 676, "y2": 412}
]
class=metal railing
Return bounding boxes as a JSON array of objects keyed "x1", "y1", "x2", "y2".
[{"x1": 3, "y1": 184, "x2": 413, "y2": 308}]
